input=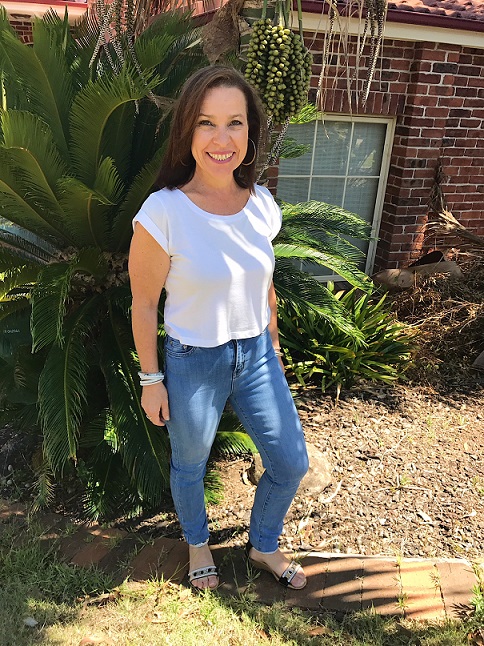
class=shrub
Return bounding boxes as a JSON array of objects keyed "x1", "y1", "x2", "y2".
[{"x1": 279, "y1": 285, "x2": 414, "y2": 396}]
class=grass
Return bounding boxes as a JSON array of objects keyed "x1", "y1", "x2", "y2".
[{"x1": 0, "y1": 515, "x2": 483, "y2": 646}]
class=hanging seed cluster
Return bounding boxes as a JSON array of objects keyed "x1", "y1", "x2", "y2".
[{"x1": 245, "y1": 19, "x2": 312, "y2": 124}]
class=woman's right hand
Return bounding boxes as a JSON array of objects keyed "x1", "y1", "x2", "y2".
[{"x1": 141, "y1": 381, "x2": 170, "y2": 426}]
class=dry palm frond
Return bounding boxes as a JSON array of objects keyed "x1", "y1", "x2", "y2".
[
  {"x1": 316, "y1": 0, "x2": 388, "y2": 112},
  {"x1": 426, "y1": 210, "x2": 484, "y2": 256}
]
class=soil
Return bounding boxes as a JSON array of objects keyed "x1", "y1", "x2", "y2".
[
  {"x1": 132, "y1": 379, "x2": 484, "y2": 562},
  {"x1": 2, "y1": 264, "x2": 484, "y2": 562},
  {"x1": 131, "y1": 263, "x2": 484, "y2": 561}
]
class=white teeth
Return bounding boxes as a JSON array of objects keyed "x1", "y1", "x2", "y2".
[{"x1": 208, "y1": 153, "x2": 233, "y2": 161}]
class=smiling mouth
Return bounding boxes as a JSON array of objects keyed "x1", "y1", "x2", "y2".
[{"x1": 207, "y1": 152, "x2": 235, "y2": 161}]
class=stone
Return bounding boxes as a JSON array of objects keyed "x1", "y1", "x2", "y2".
[
  {"x1": 247, "y1": 443, "x2": 332, "y2": 496},
  {"x1": 298, "y1": 444, "x2": 333, "y2": 496}
]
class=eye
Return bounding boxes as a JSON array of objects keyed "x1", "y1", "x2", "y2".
[
  {"x1": 198, "y1": 120, "x2": 213, "y2": 127},
  {"x1": 230, "y1": 120, "x2": 243, "y2": 126}
]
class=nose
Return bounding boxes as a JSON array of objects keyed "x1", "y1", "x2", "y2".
[{"x1": 212, "y1": 126, "x2": 231, "y2": 146}]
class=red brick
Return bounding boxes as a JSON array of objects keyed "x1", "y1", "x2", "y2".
[
  {"x1": 0, "y1": 500, "x2": 26, "y2": 522},
  {"x1": 71, "y1": 527, "x2": 126, "y2": 567},
  {"x1": 436, "y1": 561, "x2": 478, "y2": 619},
  {"x1": 130, "y1": 536, "x2": 185, "y2": 582},
  {"x1": 286, "y1": 555, "x2": 331, "y2": 609},
  {"x1": 320, "y1": 557, "x2": 364, "y2": 612},
  {"x1": 400, "y1": 560, "x2": 445, "y2": 620}
]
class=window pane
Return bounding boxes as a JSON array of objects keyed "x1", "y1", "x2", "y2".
[
  {"x1": 343, "y1": 177, "x2": 379, "y2": 224},
  {"x1": 310, "y1": 177, "x2": 345, "y2": 206},
  {"x1": 278, "y1": 123, "x2": 314, "y2": 175},
  {"x1": 277, "y1": 177, "x2": 310, "y2": 203},
  {"x1": 313, "y1": 121, "x2": 351, "y2": 176},
  {"x1": 349, "y1": 122, "x2": 386, "y2": 176}
]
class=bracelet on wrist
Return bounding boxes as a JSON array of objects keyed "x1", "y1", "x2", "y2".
[
  {"x1": 138, "y1": 371, "x2": 164, "y2": 386},
  {"x1": 274, "y1": 348, "x2": 283, "y2": 357}
]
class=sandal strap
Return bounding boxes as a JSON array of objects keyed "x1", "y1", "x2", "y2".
[
  {"x1": 188, "y1": 565, "x2": 218, "y2": 582},
  {"x1": 279, "y1": 561, "x2": 301, "y2": 587}
]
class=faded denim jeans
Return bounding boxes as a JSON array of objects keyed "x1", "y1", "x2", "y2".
[{"x1": 164, "y1": 327, "x2": 309, "y2": 553}]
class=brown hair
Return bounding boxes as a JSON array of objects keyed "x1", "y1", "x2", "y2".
[{"x1": 156, "y1": 66, "x2": 267, "y2": 192}]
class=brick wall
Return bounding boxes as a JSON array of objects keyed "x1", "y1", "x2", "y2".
[
  {"x1": 293, "y1": 33, "x2": 484, "y2": 270},
  {"x1": 9, "y1": 16, "x2": 33, "y2": 43},
  {"x1": 8, "y1": 11, "x2": 483, "y2": 270}
]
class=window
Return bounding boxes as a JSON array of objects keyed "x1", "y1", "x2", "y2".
[{"x1": 277, "y1": 115, "x2": 394, "y2": 279}]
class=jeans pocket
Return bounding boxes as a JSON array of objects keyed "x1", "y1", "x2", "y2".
[{"x1": 165, "y1": 335, "x2": 196, "y2": 357}]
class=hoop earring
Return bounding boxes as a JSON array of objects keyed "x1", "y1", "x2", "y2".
[{"x1": 241, "y1": 138, "x2": 257, "y2": 166}]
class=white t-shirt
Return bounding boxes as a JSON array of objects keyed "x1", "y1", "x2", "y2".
[{"x1": 132, "y1": 184, "x2": 282, "y2": 347}]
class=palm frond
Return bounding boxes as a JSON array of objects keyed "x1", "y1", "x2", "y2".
[
  {"x1": 82, "y1": 443, "x2": 143, "y2": 520},
  {"x1": 56, "y1": 176, "x2": 118, "y2": 248},
  {"x1": 134, "y1": 32, "x2": 178, "y2": 71},
  {"x1": 204, "y1": 465, "x2": 224, "y2": 505},
  {"x1": 0, "y1": 265, "x2": 40, "y2": 300},
  {"x1": 289, "y1": 103, "x2": 321, "y2": 124},
  {"x1": 94, "y1": 156, "x2": 125, "y2": 205},
  {"x1": 0, "y1": 149, "x2": 70, "y2": 245},
  {"x1": 30, "y1": 262, "x2": 75, "y2": 352},
  {"x1": 30, "y1": 448, "x2": 55, "y2": 513},
  {"x1": 274, "y1": 242, "x2": 369, "y2": 291},
  {"x1": 99, "y1": 102, "x2": 137, "y2": 185},
  {"x1": 69, "y1": 66, "x2": 158, "y2": 185},
  {"x1": 0, "y1": 225, "x2": 57, "y2": 264},
  {"x1": 280, "y1": 201, "x2": 371, "y2": 240},
  {"x1": 213, "y1": 431, "x2": 257, "y2": 457},
  {"x1": 38, "y1": 294, "x2": 106, "y2": 474},
  {"x1": 100, "y1": 303, "x2": 170, "y2": 504},
  {"x1": 278, "y1": 137, "x2": 311, "y2": 160},
  {"x1": 114, "y1": 147, "x2": 165, "y2": 250},
  {"x1": 274, "y1": 259, "x2": 364, "y2": 341},
  {"x1": 0, "y1": 23, "x2": 71, "y2": 158},
  {"x1": 1, "y1": 110, "x2": 68, "y2": 192}
]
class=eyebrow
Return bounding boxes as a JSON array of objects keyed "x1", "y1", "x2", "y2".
[{"x1": 198, "y1": 113, "x2": 245, "y2": 119}]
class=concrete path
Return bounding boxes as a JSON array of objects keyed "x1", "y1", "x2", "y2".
[{"x1": 1, "y1": 500, "x2": 482, "y2": 621}]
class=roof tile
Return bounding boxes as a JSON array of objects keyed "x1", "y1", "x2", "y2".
[{"x1": 388, "y1": 0, "x2": 484, "y2": 21}]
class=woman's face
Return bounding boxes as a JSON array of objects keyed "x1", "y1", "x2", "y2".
[{"x1": 191, "y1": 85, "x2": 249, "y2": 183}]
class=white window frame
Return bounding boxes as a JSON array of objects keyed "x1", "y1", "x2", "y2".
[{"x1": 277, "y1": 114, "x2": 396, "y2": 280}]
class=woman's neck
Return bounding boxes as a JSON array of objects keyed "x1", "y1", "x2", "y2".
[{"x1": 181, "y1": 172, "x2": 250, "y2": 216}]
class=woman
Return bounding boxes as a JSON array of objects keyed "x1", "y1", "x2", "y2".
[{"x1": 129, "y1": 66, "x2": 309, "y2": 591}]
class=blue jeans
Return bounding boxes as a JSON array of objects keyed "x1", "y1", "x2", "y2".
[{"x1": 164, "y1": 327, "x2": 309, "y2": 553}]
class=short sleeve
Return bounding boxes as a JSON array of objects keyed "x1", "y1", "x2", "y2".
[
  {"x1": 132, "y1": 191, "x2": 170, "y2": 254},
  {"x1": 255, "y1": 185, "x2": 282, "y2": 241}
]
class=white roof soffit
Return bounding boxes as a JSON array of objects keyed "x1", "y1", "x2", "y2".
[
  {"x1": 5, "y1": 1, "x2": 87, "y2": 24},
  {"x1": 299, "y1": 11, "x2": 484, "y2": 50}
]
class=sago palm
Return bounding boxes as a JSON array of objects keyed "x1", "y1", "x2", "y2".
[
  {"x1": 0, "y1": 8, "x2": 371, "y2": 520},
  {"x1": 0, "y1": 7, "x2": 205, "y2": 518}
]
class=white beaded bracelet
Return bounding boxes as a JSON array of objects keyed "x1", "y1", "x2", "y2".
[
  {"x1": 138, "y1": 371, "x2": 164, "y2": 386},
  {"x1": 274, "y1": 348, "x2": 283, "y2": 357}
]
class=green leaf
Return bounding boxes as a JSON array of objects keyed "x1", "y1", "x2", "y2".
[
  {"x1": 0, "y1": 23, "x2": 71, "y2": 158},
  {"x1": 56, "y1": 176, "x2": 117, "y2": 248},
  {"x1": 0, "y1": 265, "x2": 40, "y2": 300},
  {"x1": 114, "y1": 146, "x2": 166, "y2": 250},
  {"x1": 38, "y1": 294, "x2": 106, "y2": 473},
  {"x1": 213, "y1": 430, "x2": 257, "y2": 457},
  {"x1": 69, "y1": 66, "x2": 158, "y2": 186},
  {"x1": 278, "y1": 137, "x2": 311, "y2": 160},
  {"x1": 99, "y1": 302, "x2": 170, "y2": 504},
  {"x1": 1, "y1": 110, "x2": 68, "y2": 191},
  {"x1": 0, "y1": 224, "x2": 56, "y2": 264},
  {"x1": 30, "y1": 262, "x2": 75, "y2": 351},
  {"x1": 0, "y1": 149, "x2": 70, "y2": 246}
]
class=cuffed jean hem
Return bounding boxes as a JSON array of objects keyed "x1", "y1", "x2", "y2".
[{"x1": 188, "y1": 539, "x2": 209, "y2": 548}]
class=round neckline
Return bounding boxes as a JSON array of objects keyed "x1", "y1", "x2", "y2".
[{"x1": 175, "y1": 188, "x2": 252, "y2": 220}]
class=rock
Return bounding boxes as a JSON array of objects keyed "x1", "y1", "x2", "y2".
[{"x1": 247, "y1": 443, "x2": 333, "y2": 496}]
